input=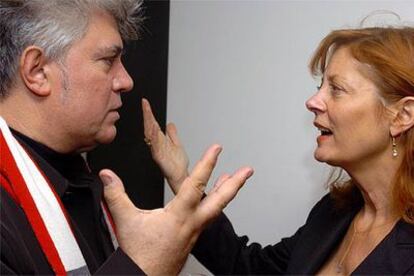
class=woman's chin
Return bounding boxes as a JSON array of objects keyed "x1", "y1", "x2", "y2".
[
  {"x1": 314, "y1": 150, "x2": 337, "y2": 165},
  {"x1": 313, "y1": 149, "x2": 326, "y2": 162}
]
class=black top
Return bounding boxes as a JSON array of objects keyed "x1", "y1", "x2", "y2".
[
  {"x1": 192, "y1": 193, "x2": 414, "y2": 275},
  {"x1": 1, "y1": 130, "x2": 143, "y2": 274}
]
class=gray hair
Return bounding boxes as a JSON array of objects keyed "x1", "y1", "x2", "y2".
[{"x1": 0, "y1": 0, "x2": 144, "y2": 98}]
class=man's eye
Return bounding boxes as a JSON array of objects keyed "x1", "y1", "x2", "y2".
[{"x1": 102, "y1": 57, "x2": 115, "y2": 66}]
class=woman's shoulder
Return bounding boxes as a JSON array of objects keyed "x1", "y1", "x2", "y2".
[
  {"x1": 305, "y1": 193, "x2": 335, "y2": 221},
  {"x1": 306, "y1": 190, "x2": 362, "y2": 223}
]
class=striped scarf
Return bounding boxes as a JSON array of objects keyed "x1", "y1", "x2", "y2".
[{"x1": 0, "y1": 117, "x2": 118, "y2": 275}]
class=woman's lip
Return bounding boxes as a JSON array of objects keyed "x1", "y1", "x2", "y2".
[
  {"x1": 314, "y1": 121, "x2": 332, "y2": 132},
  {"x1": 317, "y1": 134, "x2": 331, "y2": 144}
]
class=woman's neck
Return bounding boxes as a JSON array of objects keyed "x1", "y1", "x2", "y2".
[{"x1": 345, "y1": 153, "x2": 401, "y2": 223}]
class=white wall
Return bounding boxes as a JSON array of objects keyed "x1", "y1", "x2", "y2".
[{"x1": 166, "y1": 1, "x2": 414, "y2": 274}]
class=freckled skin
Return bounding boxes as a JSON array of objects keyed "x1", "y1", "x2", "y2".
[{"x1": 306, "y1": 47, "x2": 391, "y2": 170}]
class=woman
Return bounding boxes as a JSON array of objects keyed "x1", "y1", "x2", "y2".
[{"x1": 142, "y1": 26, "x2": 414, "y2": 275}]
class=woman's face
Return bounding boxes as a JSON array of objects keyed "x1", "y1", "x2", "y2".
[{"x1": 306, "y1": 47, "x2": 392, "y2": 169}]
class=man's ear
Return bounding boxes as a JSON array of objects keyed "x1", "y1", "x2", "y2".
[
  {"x1": 390, "y1": 97, "x2": 414, "y2": 137},
  {"x1": 19, "y1": 46, "x2": 52, "y2": 96}
]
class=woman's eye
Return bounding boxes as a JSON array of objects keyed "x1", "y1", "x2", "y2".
[
  {"x1": 330, "y1": 84, "x2": 344, "y2": 95},
  {"x1": 316, "y1": 78, "x2": 323, "y2": 90}
]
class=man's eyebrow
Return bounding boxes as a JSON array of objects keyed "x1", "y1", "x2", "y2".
[{"x1": 94, "y1": 45, "x2": 124, "y2": 58}]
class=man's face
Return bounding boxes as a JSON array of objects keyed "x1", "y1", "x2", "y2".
[{"x1": 49, "y1": 10, "x2": 133, "y2": 152}]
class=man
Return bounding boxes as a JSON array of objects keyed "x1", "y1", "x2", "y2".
[{"x1": 0, "y1": 0, "x2": 253, "y2": 274}]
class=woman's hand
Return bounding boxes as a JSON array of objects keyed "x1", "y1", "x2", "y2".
[{"x1": 142, "y1": 98, "x2": 189, "y2": 194}]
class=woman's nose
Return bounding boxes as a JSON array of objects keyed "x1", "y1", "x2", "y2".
[{"x1": 305, "y1": 90, "x2": 326, "y2": 114}]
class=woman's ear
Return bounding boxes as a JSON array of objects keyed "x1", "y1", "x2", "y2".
[
  {"x1": 390, "y1": 97, "x2": 414, "y2": 137},
  {"x1": 19, "y1": 46, "x2": 52, "y2": 97}
]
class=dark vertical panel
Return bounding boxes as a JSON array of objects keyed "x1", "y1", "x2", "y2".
[{"x1": 88, "y1": 0, "x2": 169, "y2": 209}]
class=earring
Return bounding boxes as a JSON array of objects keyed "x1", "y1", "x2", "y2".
[{"x1": 392, "y1": 136, "x2": 398, "y2": 157}]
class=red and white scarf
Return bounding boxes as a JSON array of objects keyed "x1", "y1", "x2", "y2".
[{"x1": 0, "y1": 117, "x2": 118, "y2": 275}]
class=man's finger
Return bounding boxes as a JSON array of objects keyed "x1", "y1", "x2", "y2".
[
  {"x1": 170, "y1": 144, "x2": 222, "y2": 211},
  {"x1": 187, "y1": 144, "x2": 222, "y2": 192},
  {"x1": 196, "y1": 167, "x2": 253, "y2": 223},
  {"x1": 211, "y1": 173, "x2": 231, "y2": 193},
  {"x1": 100, "y1": 169, "x2": 137, "y2": 223}
]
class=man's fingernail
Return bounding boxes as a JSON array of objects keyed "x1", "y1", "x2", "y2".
[
  {"x1": 101, "y1": 174, "x2": 113, "y2": 187},
  {"x1": 246, "y1": 168, "x2": 254, "y2": 178}
]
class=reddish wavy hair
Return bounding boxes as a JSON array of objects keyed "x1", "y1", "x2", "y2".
[{"x1": 309, "y1": 27, "x2": 414, "y2": 223}]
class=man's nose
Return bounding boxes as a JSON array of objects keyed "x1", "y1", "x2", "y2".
[{"x1": 113, "y1": 63, "x2": 134, "y2": 93}]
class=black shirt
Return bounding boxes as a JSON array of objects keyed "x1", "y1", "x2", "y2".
[{"x1": 11, "y1": 129, "x2": 114, "y2": 270}]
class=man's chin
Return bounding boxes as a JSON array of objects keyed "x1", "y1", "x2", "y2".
[
  {"x1": 82, "y1": 126, "x2": 117, "y2": 152},
  {"x1": 97, "y1": 126, "x2": 117, "y2": 145},
  {"x1": 73, "y1": 126, "x2": 117, "y2": 153}
]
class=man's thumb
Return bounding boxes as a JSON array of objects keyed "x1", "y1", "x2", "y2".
[{"x1": 99, "y1": 169, "x2": 136, "y2": 220}]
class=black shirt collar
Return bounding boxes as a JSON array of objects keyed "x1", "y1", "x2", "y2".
[{"x1": 11, "y1": 129, "x2": 92, "y2": 195}]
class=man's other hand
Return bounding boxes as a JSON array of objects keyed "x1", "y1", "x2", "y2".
[{"x1": 99, "y1": 144, "x2": 253, "y2": 275}]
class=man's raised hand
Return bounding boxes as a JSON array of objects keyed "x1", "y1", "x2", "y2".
[{"x1": 100, "y1": 144, "x2": 253, "y2": 275}]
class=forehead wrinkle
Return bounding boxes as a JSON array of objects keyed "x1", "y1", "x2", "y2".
[
  {"x1": 327, "y1": 74, "x2": 344, "y2": 83},
  {"x1": 325, "y1": 58, "x2": 364, "y2": 89},
  {"x1": 324, "y1": 48, "x2": 360, "y2": 83},
  {"x1": 324, "y1": 74, "x2": 352, "y2": 89}
]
